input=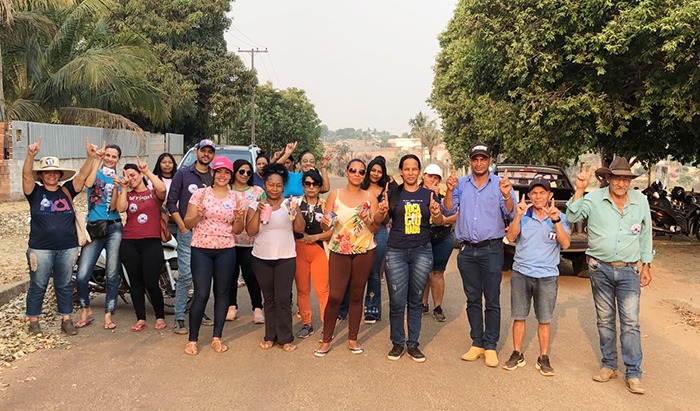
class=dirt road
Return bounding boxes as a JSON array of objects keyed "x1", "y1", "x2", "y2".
[{"x1": 1, "y1": 240, "x2": 699, "y2": 410}]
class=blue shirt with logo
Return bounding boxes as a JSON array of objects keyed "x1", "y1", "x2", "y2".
[
  {"x1": 87, "y1": 168, "x2": 120, "y2": 222},
  {"x1": 512, "y1": 208, "x2": 570, "y2": 278}
]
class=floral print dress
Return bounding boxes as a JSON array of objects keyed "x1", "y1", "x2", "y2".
[{"x1": 328, "y1": 190, "x2": 376, "y2": 254}]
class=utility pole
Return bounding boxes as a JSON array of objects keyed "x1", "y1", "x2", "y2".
[{"x1": 238, "y1": 48, "x2": 268, "y2": 146}]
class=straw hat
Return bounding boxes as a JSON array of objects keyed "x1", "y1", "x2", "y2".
[
  {"x1": 32, "y1": 156, "x2": 76, "y2": 182},
  {"x1": 594, "y1": 157, "x2": 639, "y2": 180}
]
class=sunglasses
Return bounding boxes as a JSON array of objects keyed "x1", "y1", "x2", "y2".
[
  {"x1": 348, "y1": 167, "x2": 366, "y2": 176},
  {"x1": 238, "y1": 169, "x2": 253, "y2": 176},
  {"x1": 303, "y1": 180, "x2": 321, "y2": 188}
]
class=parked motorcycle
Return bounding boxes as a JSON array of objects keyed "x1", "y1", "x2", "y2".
[
  {"x1": 73, "y1": 237, "x2": 193, "y2": 314},
  {"x1": 643, "y1": 181, "x2": 700, "y2": 239}
]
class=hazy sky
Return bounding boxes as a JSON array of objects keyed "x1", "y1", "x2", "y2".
[{"x1": 226, "y1": 1, "x2": 458, "y2": 135}]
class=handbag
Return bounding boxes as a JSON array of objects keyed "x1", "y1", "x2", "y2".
[
  {"x1": 160, "y1": 211, "x2": 172, "y2": 243},
  {"x1": 61, "y1": 187, "x2": 91, "y2": 246},
  {"x1": 86, "y1": 220, "x2": 108, "y2": 239}
]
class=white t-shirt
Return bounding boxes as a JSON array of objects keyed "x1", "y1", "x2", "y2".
[{"x1": 249, "y1": 201, "x2": 297, "y2": 260}]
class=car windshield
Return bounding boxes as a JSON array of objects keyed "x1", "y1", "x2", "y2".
[
  {"x1": 498, "y1": 168, "x2": 573, "y2": 190},
  {"x1": 180, "y1": 148, "x2": 256, "y2": 170}
]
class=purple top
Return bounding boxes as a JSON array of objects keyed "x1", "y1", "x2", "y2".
[{"x1": 446, "y1": 173, "x2": 516, "y2": 243}]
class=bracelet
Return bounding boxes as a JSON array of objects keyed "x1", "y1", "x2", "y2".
[
  {"x1": 551, "y1": 218, "x2": 561, "y2": 224},
  {"x1": 502, "y1": 195, "x2": 511, "y2": 201}
]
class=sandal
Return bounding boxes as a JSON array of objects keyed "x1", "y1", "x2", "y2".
[
  {"x1": 131, "y1": 321, "x2": 148, "y2": 332},
  {"x1": 185, "y1": 342, "x2": 198, "y2": 356},
  {"x1": 314, "y1": 346, "x2": 330, "y2": 357},
  {"x1": 154, "y1": 320, "x2": 167, "y2": 331},
  {"x1": 104, "y1": 321, "x2": 117, "y2": 330},
  {"x1": 211, "y1": 339, "x2": 228, "y2": 353},
  {"x1": 259, "y1": 340, "x2": 275, "y2": 350},
  {"x1": 282, "y1": 343, "x2": 297, "y2": 353},
  {"x1": 75, "y1": 315, "x2": 95, "y2": 329}
]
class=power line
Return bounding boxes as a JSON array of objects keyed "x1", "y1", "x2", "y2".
[
  {"x1": 259, "y1": 54, "x2": 273, "y2": 85},
  {"x1": 266, "y1": 53, "x2": 283, "y2": 88},
  {"x1": 238, "y1": 48, "x2": 268, "y2": 146},
  {"x1": 231, "y1": 25, "x2": 267, "y2": 49},
  {"x1": 224, "y1": 31, "x2": 256, "y2": 49}
]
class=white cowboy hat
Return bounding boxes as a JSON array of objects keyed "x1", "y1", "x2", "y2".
[{"x1": 32, "y1": 156, "x2": 76, "y2": 182}]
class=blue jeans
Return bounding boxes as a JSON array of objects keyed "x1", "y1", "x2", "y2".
[
  {"x1": 384, "y1": 244, "x2": 433, "y2": 347},
  {"x1": 75, "y1": 222, "x2": 123, "y2": 314},
  {"x1": 175, "y1": 230, "x2": 193, "y2": 321},
  {"x1": 456, "y1": 241, "x2": 503, "y2": 350},
  {"x1": 189, "y1": 247, "x2": 235, "y2": 341},
  {"x1": 589, "y1": 261, "x2": 643, "y2": 379},
  {"x1": 364, "y1": 225, "x2": 388, "y2": 319},
  {"x1": 26, "y1": 247, "x2": 78, "y2": 317}
]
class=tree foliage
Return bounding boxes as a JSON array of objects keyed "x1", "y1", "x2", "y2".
[
  {"x1": 431, "y1": 0, "x2": 700, "y2": 167},
  {"x1": 409, "y1": 111, "x2": 442, "y2": 163},
  {"x1": 236, "y1": 83, "x2": 322, "y2": 157}
]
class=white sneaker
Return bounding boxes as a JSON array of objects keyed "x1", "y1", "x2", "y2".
[{"x1": 253, "y1": 308, "x2": 265, "y2": 324}]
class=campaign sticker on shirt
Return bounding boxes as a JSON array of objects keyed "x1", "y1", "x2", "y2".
[
  {"x1": 245, "y1": 193, "x2": 254, "y2": 201},
  {"x1": 128, "y1": 203, "x2": 138, "y2": 213},
  {"x1": 222, "y1": 201, "x2": 233, "y2": 210},
  {"x1": 101, "y1": 167, "x2": 115, "y2": 178},
  {"x1": 137, "y1": 214, "x2": 148, "y2": 224},
  {"x1": 188, "y1": 184, "x2": 198, "y2": 194},
  {"x1": 315, "y1": 212, "x2": 324, "y2": 222},
  {"x1": 630, "y1": 223, "x2": 641, "y2": 235},
  {"x1": 548, "y1": 231, "x2": 557, "y2": 241}
]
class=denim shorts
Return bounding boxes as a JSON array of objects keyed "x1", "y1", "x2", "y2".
[
  {"x1": 510, "y1": 269, "x2": 558, "y2": 323},
  {"x1": 431, "y1": 233, "x2": 454, "y2": 272}
]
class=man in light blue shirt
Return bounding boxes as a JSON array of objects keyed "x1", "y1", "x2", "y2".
[
  {"x1": 444, "y1": 143, "x2": 515, "y2": 367},
  {"x1": 503, "y1": 178, "x2": 570, "y2": 376},
  {"x1": 567, "y1": 158, "x2": 652, "y2": 395}
]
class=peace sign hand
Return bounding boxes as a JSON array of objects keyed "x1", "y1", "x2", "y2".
[
  {"x1": 95, "y1": 141, "x2": 106, "y2": 160},
  {"x1": 85, "y1": 137, "x2": 98, "y2": 157},
  {"x1": 575, "y1": 163, "x2": 593, "y2": 191},
  {"x1": 516, "y1": 193, "x2": 531, "y2": 216},
  {"x1": 284, "y1": 141, "x2": 297, "y2": 155},
  {"x1": 136, "y1": 156, "x2": 149, "y2": 174},
  {"x1": 446, "y1": 166, "x2": 458, "y2": 191},
  {"x1": 377, "y1": 183, "x2": 390, "y2": 215},
  {"x1": 429, "y1": 194, "x2": 441, "y2": 216},
  {"x1": 197, "y1": 203, "x2": 206, "y2": 218},
  {"x1": 500, "y1": 169, "x2": 512, "y2": 198},
  {"x1": 28, "y1": 137, "x2": 41, "y2": 157}
]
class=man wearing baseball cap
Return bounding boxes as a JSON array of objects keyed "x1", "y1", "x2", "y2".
[
  {"x1": 443, "y1": 143, "x2": 516, "y2": 367},
  {"x1": 502, "y1": 178, "x2": 570, "y2": 376},
  {"x1": 567, "y1": 158, "x2": 652, "y2": 394},
  {"x1": 167, "y1": 139, "x2": 217, "y2": 333}
]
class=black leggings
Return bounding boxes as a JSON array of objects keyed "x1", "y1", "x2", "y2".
[
  {"x1": 120, "y1": 238, "x2": 165, "y2": 320},
  {"x1": 229, "y1": 247, "x2": 263, "y2": 309},
  {"x1": 189, "y1": 247, "x2": 235, "y2": 342},
  {"x1": 252, "y1": 256, "x2": 296, "y2": 345},
  {"x1": 322, "y1": 250, "x2": 375, "y2": 342}
]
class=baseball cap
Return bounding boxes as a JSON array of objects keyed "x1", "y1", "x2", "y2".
[
  {"x1": 211, "y1": 156, "x2": 233, "y2": 172},
  {"x1": 197, "y1": 139, "x2": 216, "y2": 151},
  {"x1": 529, "y1": 177, "x2": 552, "y2": 192},
  {"x1": 423, "y1": 164, "x2": 443, "y2": 178},
  {"x1": 469, "y1": 143, "x2": 491, "y2": 159}
]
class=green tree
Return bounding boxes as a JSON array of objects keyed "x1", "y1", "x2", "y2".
[
  {"x1": 240, "y1": 83, "x2": 321, "y2": 156},
  {"x1": 409, "y1": 111, "x2": 442, "y2": 163},
  {"x1": 431, "y1": 0, "x2": 700, "y2": 167},
  {"x1": 115, "y1": 0, "x2": 255, "y2": 144}
]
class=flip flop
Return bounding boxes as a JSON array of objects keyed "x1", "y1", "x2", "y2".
[
  {"x1": 211, "y1": 339, "x2": 228, "y2": 353},
  {"x1": 75, "y1": 315, "x2": 95, "y2": 329},
  {"x1": 185, "y1": 342, "x2": 198, "y2": 356},
  {"x1": 104, "y1": 321, "x2": 117, "y2": 330},
  {"x1": 282, "y1": 343, "x2": 297, "y2": 353},
  {"x1": 349, "y1": 345, "x2": 364, "y2": 355},
  {"x1": 154, "y1": 321, "x2": 167, "y2": 331},
  {"x1": 131, "y1": 321, "x2": 148, "y2": 332},
  {"x1": 259, "y1": 340, "x2": 275, "y2": 350}
]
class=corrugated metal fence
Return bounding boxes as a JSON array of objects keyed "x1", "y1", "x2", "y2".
[{"x1": 11, "y1": 121, "x2": 184, "y2": 159}]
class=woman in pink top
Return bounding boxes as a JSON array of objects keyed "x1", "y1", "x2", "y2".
[
  {"x1": 246, "y1": 163, "x2": 305, "y2": 352},
  {"x1": 115, "y1": 160, "x2": 168, "y2": 332},
  {"x1": 182, "y1": 156, "x2": 245, "y2": 355}
]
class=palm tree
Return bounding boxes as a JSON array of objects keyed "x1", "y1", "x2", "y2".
[
  {"x1": 409, "y1": 111, "x2": 442, "y2": 163},
  {"x1": 1, "y1": 0, "x2": 168, "y2": 145}
]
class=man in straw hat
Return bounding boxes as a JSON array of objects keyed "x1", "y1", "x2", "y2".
[
  {"x1": 22, "y1": 137, "x2": 98, "y2": 335},
  {"x1": 566, "y1": 157, "x2": 653, "y2": 394}
]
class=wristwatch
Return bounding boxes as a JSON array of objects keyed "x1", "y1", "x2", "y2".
[{"x1": 551, "y1": 218, "x2": 561, "y2": 224}]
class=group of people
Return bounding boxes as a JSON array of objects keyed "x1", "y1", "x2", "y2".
[{"x1": 24, "y1": 138, "x2": 652, "y2": 394}]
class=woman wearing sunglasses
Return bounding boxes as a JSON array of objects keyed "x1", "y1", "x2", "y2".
[
  {"x1": 373, "y1": 154, "x2": 445, "y2": 362},
  {"x1": 315, "y1": 159, "x2": 379, "y2": 357},
  {"x1": 226, "y1": 159, "x2": 265, "y2": 324},
  {"x1": 274, "y1": 144, "x2": 331, "y2": 197},
  {"x1": 294, "y1": 169, "x2": 333, "y2": 339}
]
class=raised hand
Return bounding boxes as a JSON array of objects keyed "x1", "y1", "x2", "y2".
[
  {"x1": 545, "y1": 198, "x2": 559, "y2": 220},
  {"x1": 516, "y1": 193, "x2": 531, "y2": 216},
  {"x1": 575, "y1": 163, "x2": 593, "y2": 191},
  {"x1": 136, "y1": 156, "x2": 149, "y2": 174},
  {"x1": 378, "y1": 183, "x2": 390, "y2": 215},
  {"x1": 429, "y1": 194, "x2": 441, "y2": 216},
  {"x1": 28, "y1": 137, "x2": 41, "y2": 157},
  {"x1": 197, "y1": 203, "x2": 206, "y2": 218},
  {"x1": 320, "y1": 152, "x2": 331, "y2": 169},
  {"x1": 86, "y1": 137, "x2": 97, "y2": 157},
  {"x1": 95, "y1": 141, "x2": 106, "y2": 160},
  {"x1": 500, "y1": 168, "x2": 512, "y2": 198},
  {"x1": 284, "y1": 141, "x2": 297, "y2": 155},
  {"x1": 446, "y1": 166, "x2": 458, "y2": 191},
  {"x1": 234, "y1": 208, "x2": 245, "y2": 223}
]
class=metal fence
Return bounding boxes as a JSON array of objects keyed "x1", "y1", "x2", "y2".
[{"x1": 11, "y1": 121, "x2": 184, "y2": 159}]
